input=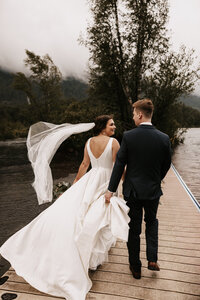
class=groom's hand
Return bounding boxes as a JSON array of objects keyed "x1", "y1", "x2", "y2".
[{"x1": 105, "y1": 190, "x2": 113, "y2": 203}]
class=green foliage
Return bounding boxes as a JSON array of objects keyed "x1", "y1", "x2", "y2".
[
  {"x1": 0, "y1": 69, "x2": 26, "y2": 104},
  {"x1": 13, "y1": 50, "x2": 64, "y2": 121},
  {"x1": 0, "y1": 104, "x2": 28, "y2": 139}
]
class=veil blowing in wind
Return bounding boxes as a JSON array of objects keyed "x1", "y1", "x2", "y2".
[{"x1": 27, "y1": 121, "x2": 95, "y2": 204}]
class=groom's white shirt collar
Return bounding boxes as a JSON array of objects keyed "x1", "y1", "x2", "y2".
[{"x1": 140, "y1": 122, "x2": 152, "y2": 125}]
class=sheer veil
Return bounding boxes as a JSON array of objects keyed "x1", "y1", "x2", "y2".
[{"x1": 27, "y1": 121, "x2": 95, "y2": 204}]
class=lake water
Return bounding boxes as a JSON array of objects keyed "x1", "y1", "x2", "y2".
[
  {"x1": 0, "y1": 139, "x2": 80, "y2": 246},
  {"x1": 0, "y1": 128, "x2": 199, "y2": 246},
  {"x1": 172, "y1": 128, "x2": 200, "y2": 204}
]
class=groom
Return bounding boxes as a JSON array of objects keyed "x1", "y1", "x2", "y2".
[{"x1": 105, "y1": 98, "x2": 171, "y2": 279}]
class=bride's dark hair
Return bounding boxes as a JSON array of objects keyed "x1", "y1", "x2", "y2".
[{"x1": 93, "y1": 115, "x2": 113, "y2": 135}]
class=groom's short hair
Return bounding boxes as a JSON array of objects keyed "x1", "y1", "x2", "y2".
[{"x1": 133, "y1": 98, "x2": 154, "y2": 118}]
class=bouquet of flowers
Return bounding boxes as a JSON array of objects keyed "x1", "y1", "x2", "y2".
[{"x1": 53, "y1": 181, "x2": 71, "y2": 200}]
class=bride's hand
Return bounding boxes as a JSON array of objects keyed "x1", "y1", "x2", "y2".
[{"x1": 105, "y1": 190, "x2": 113, "y2": 203}]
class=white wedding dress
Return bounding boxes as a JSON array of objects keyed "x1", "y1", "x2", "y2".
[{"x1": 0, "y1": 137, "x2": 129, "y2": 300}]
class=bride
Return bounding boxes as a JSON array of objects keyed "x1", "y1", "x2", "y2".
[{"x1": 0, "y1": 115, "x2": 130, "y2": 300}]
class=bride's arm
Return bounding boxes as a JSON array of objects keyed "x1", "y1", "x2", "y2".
[
  {"x1": 105, "y1": 138, "x2": 126, "y2": 202},
  {"x1": 73, "y1": 142, "x2": 90, "y2": 184},
  {"x1": 112, "y1": 138, "x2": 126, "y2": 181},
  {"x1": 112, "y1": 138, "x2": 120, "y2": 162}
]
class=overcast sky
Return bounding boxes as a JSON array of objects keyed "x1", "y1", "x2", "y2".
[{"x1": 0, "y1": 0, "x2": 200, "y2": 92}]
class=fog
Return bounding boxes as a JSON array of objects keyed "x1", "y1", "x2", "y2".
[
  {"x1": 0, "y1": 0, "x2": 199, "y2": 91},
  {"x1": 0, "y1": 0, "x2": 90, "y2": 79}
]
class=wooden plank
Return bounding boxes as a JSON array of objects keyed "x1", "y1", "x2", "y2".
[
  {"x1": 157, "y1": 203, "x2": 199, "y2": 209},
  {"x1": 159, "y1": 209, "x2": 198, "y2": 214},
  {"x1": 111, "y1": 245, "x2": 200, "y2": 257},
  {"x1": 159, "y1": 219, "x2": 199, "y2": 224},
  {"x1": 96, "y1": 262, "x2": 200, "y2": 284},
  {"x1": 91, "y1": 281, "x2": 200, "y2": 300},
  {"x1": 0, "y1": 281, "x2": 60, "y2": 298},
  {"x1": 116, "y1": 240, "x2": 200, "y2": 251},
  {"x1": 108, "y1": 255, "x2": 200, "y2": 274},
  {"x1": 0, "y1": 290, "x2": 63, "y2": 300},
  {"x1": 157, "y1": 231, "x2": 200, "y2": 238},
  {"x1": 3, "y1": 271, "x2": 27, "y2": 284},
  {"x1": 115, "y1": 241, "x2": 200, "y2": 256},
  {"x1": 90, "y1": 271, "x2": 200, "y2": 296},
  {"x1": 156, "y1": 235, "x2": 200, "y2": 244},
  {"x1": 159, "y1": 205, "x2": 197, "y2": 210},
  {"x1": 131, "y1": 233, "x2": 200, "y2": 244},
  {"x1": 87, "y1": 293, "x2": 136, "y2": 300},
  {"x1": 109, "y1": 250, "x2": 200, "y2": 266},
  {"x1": 159, "y1": 221, "x2": 200, "y2": 228},
  {"x1": 158, "y1": 207, "x2": 199, "y2": 213},
  {"x1": 111, "y1": 245, "x2": 200, "y2": 258},
  {"x1": 157, "y1": 216, "x2": 200, "y2": 222},
  {"x1": 156, "y1": 225, "x2": 200, "y2": 233}
]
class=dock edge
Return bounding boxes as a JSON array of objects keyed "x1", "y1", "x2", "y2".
[{"x1": 171, "y1": 164, "x2": 200, "y2": 212}]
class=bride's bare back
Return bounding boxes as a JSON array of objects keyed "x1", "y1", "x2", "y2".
[{"x1": 89, "y1": 136, "x2": 110, "y2": 159}]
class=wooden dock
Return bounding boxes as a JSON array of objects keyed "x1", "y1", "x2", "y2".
[{"x1": 0, "y1": 167, "x2": 200, "y2": 299}]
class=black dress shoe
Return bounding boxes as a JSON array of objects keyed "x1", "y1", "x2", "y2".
[
  {"x1": 1, "y1": 293, "x2": 17, "y2": 300},
  {"x1": 148, "y1": 262, "x2": 160, "y2": 271},
  {"x1": 129, "y1": 265, "x2": 141, "y2": 279},
  {"x1": 0, "y1": 276, "x2": 9, "y2": 285}
]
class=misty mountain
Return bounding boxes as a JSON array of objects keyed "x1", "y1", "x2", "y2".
[
  {"x1": 0, "y1": 69, "x2": 88, "y2": 105},
  {"x1": 1, "y1": 68, "x2": 200, "y2": 111},
  {"x1": 62, "y1": 77, "x2": 88, "y2": 100},
  {"x1": 178, "y1": 95, "x2": 200, "y2": 111}
]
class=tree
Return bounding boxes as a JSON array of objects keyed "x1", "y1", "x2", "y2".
[
  {"x1": 13, "y1": 50, "x2": 64, "y2": 121},
  {"x1": 85, "y1": 0, "x2": 169, "y2": 124},
  {"x1": 124, "y1": 0, "x2": 169, "y2": 101},
  {"x1": 84, "y1": 0, "x2": 130, "y2": 126},
  {"x1": 141, "y1": 47, "x2": 200, "y2": 143},
  {"x1": 85, "y1": 0, "x2": 200, "y2": 145}
]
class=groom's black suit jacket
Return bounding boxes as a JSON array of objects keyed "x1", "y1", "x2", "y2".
[{"x1": 108, "y1": 125, "x2": 171, "y2": 200}]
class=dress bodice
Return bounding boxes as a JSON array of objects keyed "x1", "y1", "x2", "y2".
[{"x1": 87, "y1": 138, "x2": 113, "y2": 170}]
